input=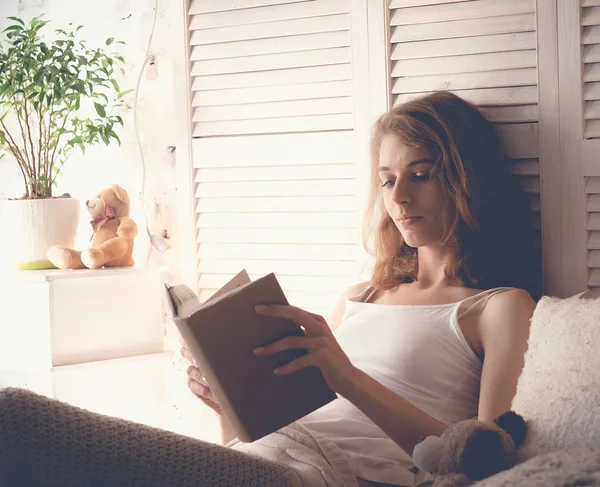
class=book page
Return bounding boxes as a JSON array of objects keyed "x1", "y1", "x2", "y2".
[{"x1": 203, "y1": 269, "x2": 251, "y2": 305}]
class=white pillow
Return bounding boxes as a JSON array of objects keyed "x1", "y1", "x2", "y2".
[{"x1": 511, "y1": 291, "x2": 600, "y2": 459}]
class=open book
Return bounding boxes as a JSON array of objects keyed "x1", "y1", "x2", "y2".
[{"x1": 165, "y1": 270, "x2": 337, "y2": 442}]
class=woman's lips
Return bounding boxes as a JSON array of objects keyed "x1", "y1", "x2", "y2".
[{"x1": 398, "y1": 216, "x2": 423, "y2": 226}]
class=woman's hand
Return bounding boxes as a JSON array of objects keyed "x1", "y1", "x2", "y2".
[
  {"x1": 253, "y1": 304, "x2": 359, "y2": 395},
  {"x1": 179, "y1": 336, "x2": 224, "y2": 415}
]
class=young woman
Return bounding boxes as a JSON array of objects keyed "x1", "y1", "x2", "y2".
[
  {"x1": 182, "y1": 91, "x2": 538, "y2": 486},
  {"x1": 0, "y1": 91, "x2": 538, "y2": 487}
]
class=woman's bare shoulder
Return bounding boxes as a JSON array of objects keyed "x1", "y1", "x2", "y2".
[
  {"x1": 342, "y1": 281, "x2": 372, "y2": 300},
  {"x1": 479, "y1": 288, "x2": 536, "y2": 337},
  {"x1": 327, "y1": 281, "x2": 372, "y2": 330}
]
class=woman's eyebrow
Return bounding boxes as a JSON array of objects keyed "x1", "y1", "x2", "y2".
[{"x1": 377, "y1": 158, "x2": 435, "y2": 172}]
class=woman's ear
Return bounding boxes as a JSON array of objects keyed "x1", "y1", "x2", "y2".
[{"x1": 112, "y1": 184, "x2": 130, "y2": 205}]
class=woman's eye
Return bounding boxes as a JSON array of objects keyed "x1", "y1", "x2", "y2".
[
  {"x1": 381, "y1": 179, "x2": 395, "y2": 188},
  {"x1": 413, "y1": 172, "x2": 430, "y2": 181}
]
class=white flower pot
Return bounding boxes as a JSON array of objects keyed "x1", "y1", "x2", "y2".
[{"x1": 0, "y1": 197, "x2": 80, "y2": 270}]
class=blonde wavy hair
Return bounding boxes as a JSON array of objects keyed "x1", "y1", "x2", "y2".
[{"x1": 363, "y1": 91, "x2": 540, "y2": 299}]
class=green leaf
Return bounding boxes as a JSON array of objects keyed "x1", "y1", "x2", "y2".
[
  {"x1": 118, "y1": 88, "x2": 134, "y2": 98},
  {"x1": 3, "y1": 25, "x2": 23, "y2": 33},
  {"x1": 7, "y1": 17, "x2": 25, "y2": 26},
  {"x1": 68, "y1": 136, "x2": 83, "y2": 145},
  {"x1": 105, "y1": 37, "x2": 114, "y2": 46},
  {"x1": 94, "y1": 102, "x2": 106, "y2": 117},
  {"x1": 109, "y1": 78, "x2": 120, "y2": 93}
]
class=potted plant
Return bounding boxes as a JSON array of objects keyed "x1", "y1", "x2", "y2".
[{"x1": 0, "y1": 16, "x2": 129, "y2": 269}]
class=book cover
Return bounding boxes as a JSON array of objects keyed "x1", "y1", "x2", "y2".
[{"x1": 166, "y1": 271, "x2": 337, "y2": 442}]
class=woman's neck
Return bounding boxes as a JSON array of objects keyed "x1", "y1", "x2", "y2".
[{"x1": 414, "y1": 244, "x2": 458, "y2": 289}]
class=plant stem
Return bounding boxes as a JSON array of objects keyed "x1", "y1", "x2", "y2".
[{"x1": 22, "y1": 97, "x2": 40, "y2": 196}]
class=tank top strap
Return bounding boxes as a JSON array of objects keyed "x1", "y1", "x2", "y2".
[
  {"x1": 358, "y1": 284, "x2": 378, "y2": 303},
  {"x1": 456, "y1": 287, "x2": 516, "y2": 320}
]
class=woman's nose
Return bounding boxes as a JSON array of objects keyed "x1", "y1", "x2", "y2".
[{"x1": 392, "y1": 177, "x2": 412, "y2": 205}]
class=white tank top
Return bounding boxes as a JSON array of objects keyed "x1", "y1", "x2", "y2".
[{"x1": 297, "y1": 286, "x2": 514, "y2": 485}]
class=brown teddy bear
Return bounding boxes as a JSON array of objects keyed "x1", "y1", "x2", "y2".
[
  {"x1": 412, "y1": 411, "x2": 527, "y2": 487},
  {"x1": 47, "y1": 184, "x2": 138, "y2": 269}
]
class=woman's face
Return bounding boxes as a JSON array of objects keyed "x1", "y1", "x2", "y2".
[{"x1": 377, "y1": 134, "x2": 448, "y2": 248}]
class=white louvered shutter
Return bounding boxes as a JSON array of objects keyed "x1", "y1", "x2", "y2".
[
  {"x1": 388, "y1": 0, "x2": 542, "y2": 285},
  {"x1": 552, "y1": 1, "x2": 600, "y2": 297},
  {"x1": 187, "y1": 0, "x2": 360, "y2": 314},
  {"x1": 583, "y1": 2, "x2": 600, "y2": 296}
]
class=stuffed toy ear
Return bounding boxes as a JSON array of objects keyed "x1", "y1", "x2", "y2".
[
  {"x1": 111, "y1": 184, "x2": 130, "y2": 205},
  {"x1": 461, "y1": 429, "x2": 510, "y2": 481},
  {"x1": 494, "y1": 411, "x2": 527, "y2": 449},
  {"x1": 412, "y1": 436, "x2": 443, "y2": 474}
]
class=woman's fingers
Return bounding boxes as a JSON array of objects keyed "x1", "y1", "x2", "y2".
[
  {"x1": 180, "y1": 346, "x2": 197, "y2": 366},
  {"x1": 255, "y1": 304, "x2": 328, "y2": 336},
  {"x1": 254, "y1": 335, "x2": 327, "y2": 356},
  {"x1": 186, "y1": 365, "x2": 207, "y2": 385},
  {"x1": 273, "y1": 350, "x2": 323, "y2": 375}
]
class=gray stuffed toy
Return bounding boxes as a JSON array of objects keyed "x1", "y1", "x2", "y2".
[{"x1": 412, "y1": 411, "x2": 527, "y2": 487}]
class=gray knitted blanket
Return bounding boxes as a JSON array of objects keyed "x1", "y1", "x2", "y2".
[{"x1": 0, "y1": 387, "x2": 357, "y2": 487}]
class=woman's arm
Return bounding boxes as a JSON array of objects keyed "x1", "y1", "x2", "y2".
[
  {"x1": 255, "y1": 288, "x2": 535, "y2": 456},
  {"x1": 476, "y1": 289, "x2": 535, "y2": 421}
]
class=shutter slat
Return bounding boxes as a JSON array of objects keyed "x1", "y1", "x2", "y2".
[
  {"x1": 518, "y1": 176, "x2": 540, "y2": 194},
  {"x1": 587, "y1": 213, "x2": 600, "y2": 231},
  {"x1": 583, "y1": 25, "x2": 600, "y2": 46},
  {"x1": 391, "y1": 32, "x2": 536, "y2": 60},
  {"x1": 196, "y1": 196, "x2": 357, "y2": 213},
  {"x1": 584, "y1": 63, "x2": 600, "y2": 83},
  {"x1": 392, "y1": 68, "x2": 536, "y2": 94},
  {"x1": 193, "y1": 97, "x2": 353, "y2": 122},
  {"x1": 587, "y1": 194, "x2": 600, "y2": 211},
  {"x1": 392, "y1": 50, "x2": 537, "y2": 77},
  {"x1": 584, "y1": 82, "x2": 600, "y2": 101},
  {"x1": 394, "y1": 86, "x2": 538, "y2": 108},
  {"x1": 585, "y1": 120, "x2": 600, "y2": 139},
  {"x1": 192, "y1": 132, "x2": 354, "y2": 168},
  {"x1": 583, "y1": 0, "x2": 600, "y2": 8},
  {"x1": 583, "y1": 44, "x2": 600, "y2": 64},
  {"x1": 588, "y1": 269, "x2": 600, "y2": 286},
  {"x1": 588, "y1": 232, "x2": 600, "y2": 250},
  {"x1": 510, "y1": 159, "x2": 539, "y2": 176},
  {"x1": 583, "y1": 6, "x2": 600, "y2": 139},
  {"x1": 190, "y1": 0, "x2": 310, "y2": 16},
  {"x1": 391, "y1": 13, "x2": 535, "y2": 43},
  {"x1": 196, "y1": 163, "x2": 356, "y2": 182},
  {"x1": 197, "y1": 243, "x2": 357, "y2": 261},
  {"x1": 582, "y1": 6, "x2": 600, "y2": 27},
  {"x1": 585, "y1": 100, "x2": 600, "y2": 119},
  {"x1": 198, "y1": 273, "x2": 354, "y2": 293},
  {"x1": 198, "y1": 258, "x2": 357, "y2": 277},
  {"x1": 480, "y1": 105, "x2": 538, "y2": 123},
  {"x1": 193, "y1": 80, "x2": 353, "y2": 107},
  {"x1": 587, "y1": 177, "x2": 600, "y2": 193},
  {"x1": 587, "y1": 250, "x2": 600, "y2": 267},
  {"x1": 189, "y1": 0, "x2": 349, "y2": 29},
  {"x1": 191, "y1": 31, "x2": 350, "y2": 60},
  {"x1": 193, "y1": 113, "x2": 354, "y2": 136},
  {"x1": 190, "y1": 13, "x2": 349, "y2": 45},
  {"x1": 390, "y1": 0, "x2": 535, "y2": 27},
  {"x1": 495, "y1": 123, "x2": 540, "y2": 159},
  {"x1": 193, "y1": 64, "x2": 352, "y2": 91},
  {"x1": 197, "y1": 228, "x2": 356, "y2": 245},
  {"x1": 197, "y1": 212, "x2": 356, "y2": 229},
  {"x1": 192, "y1": 47, "x2": 351, "y2": 76},
  {"x1": 195, "y1": 179, "x2": 355, "y2": 198},
  {"x1": 389, "y1": 0, "x2": 466, "y2": 7}
]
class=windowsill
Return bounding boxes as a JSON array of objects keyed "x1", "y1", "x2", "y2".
[{"x1": 0, "y1": 265, "x2": 154, "y2": 282}]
